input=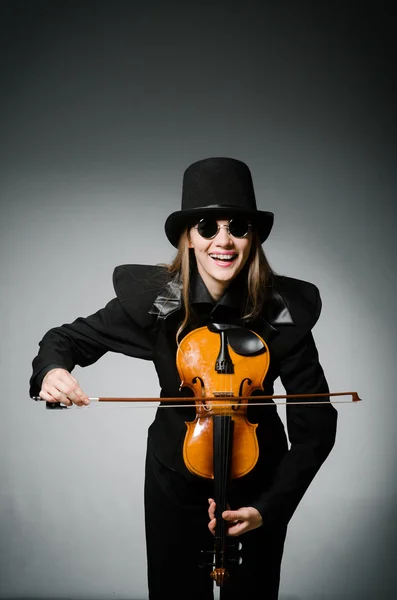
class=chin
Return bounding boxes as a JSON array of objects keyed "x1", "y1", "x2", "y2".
[{"x1": 212, "y1": 267, "x2": 240, "y2": 282}]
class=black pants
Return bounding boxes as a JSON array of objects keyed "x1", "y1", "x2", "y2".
[{"x1": 144, "y1": 446, "x2": 287, "y2": 600}]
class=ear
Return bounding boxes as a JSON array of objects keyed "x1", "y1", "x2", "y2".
[{"x1": 187, "y1": 230, "x2": 194, "y2": 248}]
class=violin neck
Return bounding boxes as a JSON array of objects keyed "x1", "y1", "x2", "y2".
[{"x1": 213, "y1": 415, "x2": 233, "y2": 575}]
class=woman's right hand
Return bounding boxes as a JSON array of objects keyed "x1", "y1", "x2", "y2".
[{"x1": 40, "y1": 368, "x2": 90, "y2": 406}]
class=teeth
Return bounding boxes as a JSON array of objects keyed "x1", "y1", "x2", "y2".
[{"x1": 210, "y1": 254, "x2": 236, "y2": 260}]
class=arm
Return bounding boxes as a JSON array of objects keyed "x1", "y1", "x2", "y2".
[
  {"x1": 30, "y1": 297, "x2": 154, "y2": 401},
  {"x1": 251, "y1": 331, "x2": 337, "y2": 527}
]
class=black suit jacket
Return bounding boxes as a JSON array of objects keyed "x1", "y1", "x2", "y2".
[{"x1": 30, "y1": 264, "x2": 337, "y2": 527}]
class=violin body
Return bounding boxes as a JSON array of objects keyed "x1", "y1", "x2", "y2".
[{"x1": 176, "y1": 325, "x2": 270, "y2": 479}]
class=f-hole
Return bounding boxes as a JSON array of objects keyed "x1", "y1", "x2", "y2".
[{"x1": 233, "y1": 377, "x2": 252, "y2": 410}]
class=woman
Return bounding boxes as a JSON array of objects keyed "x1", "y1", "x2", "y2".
[{"x1": 30, "y1": 157, "x2": 337, "y2": 599}]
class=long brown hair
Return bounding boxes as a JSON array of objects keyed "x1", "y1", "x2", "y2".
[{"x1": 165, "y1": 229, "x2": 275, "y2": 344}]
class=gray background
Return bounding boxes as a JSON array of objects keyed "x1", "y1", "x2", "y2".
[{"x1": 1, "y1": 1, "x2": 396, "y2": 599}]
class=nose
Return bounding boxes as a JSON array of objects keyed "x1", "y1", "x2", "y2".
[{"x1": 215, "y1": 225, "x2": 233, "y2": 244}]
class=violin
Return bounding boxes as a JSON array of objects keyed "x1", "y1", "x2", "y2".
[
  {"x1": 176, "y1": 323, "x2": 269, "y2": 588},
  {"x1": 177, "y1": 323, "x2": 269, "y2": 480}
]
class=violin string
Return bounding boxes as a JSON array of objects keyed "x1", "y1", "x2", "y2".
[
  {"x1": 214, "y1": 416, "x2": 225, "y2": 545},
  {"x1": 222, "y1": 416, "x2": 231, "y2": 546},
  {"x1": 220, "y1": 417, "x2": 225, "y2": 542},
  {"x1": 224, "y1": 416, "x2": 229, "y2": 544}
]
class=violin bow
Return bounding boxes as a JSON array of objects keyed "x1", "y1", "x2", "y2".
[{"x1": 32, "y1": 391, "x2": 362, "y2": 407}]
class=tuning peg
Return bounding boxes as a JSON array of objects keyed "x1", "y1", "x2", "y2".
[
  {"x1": 227, "y1": 541, "x2": 242, "y2": 551},
  {"x1": 228, "y1": 555, "x2": 243, "y2": 565},
  {"x1": 199, "y1": 550, "x2": 215, "y2": 568}
]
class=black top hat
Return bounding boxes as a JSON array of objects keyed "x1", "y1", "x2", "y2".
[{"x1": 165, "y1": 157, "x2": 274, "y2": 247}]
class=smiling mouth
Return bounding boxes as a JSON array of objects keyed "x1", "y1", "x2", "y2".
[{"x1": 209, "y1": 253, "x2": 238, "y2": 263}]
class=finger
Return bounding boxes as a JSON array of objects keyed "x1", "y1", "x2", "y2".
[
  {"x1": 39, "y1": 389, "x2": 60, "y2": 403},
  {"x1": 226, "y1": 521, "x2": 247, "y2": 536},
  {"x1": 208, "y1": 517, "x2": 216, "y2": 535},
  {"x1": 43, "y1": 376, "x2": 89, "y2": 406},
  {"x1": 222, "y1": 510, "x2": 241, "y2": 521},
  {"x1": 207, "y1": 499, "x2": 216, "y2": 519},
  {"x1": 40, "y1": 388, "x2": 71, "y2": 405},
  {"x1": 45, "y1": 385, "x2": 73, "y2": 406},
  {"x1": 68, "y1": 375, "x2": 90, "y2": 404},
  {"x1": 60, "y1": 387, "x2": 87, "y2": 406},
  {"x1": 56, "y1": 374, "x2": 89, "y2": 405}
]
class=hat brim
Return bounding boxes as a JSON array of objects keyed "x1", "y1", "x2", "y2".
[{"x1": 165, "y1": 206, "x2": 274, "y2": 248}]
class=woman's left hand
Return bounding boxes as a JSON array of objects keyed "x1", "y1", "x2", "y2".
[{"x1": 207, "y1": 498, "x2": 263, "y2": 536}]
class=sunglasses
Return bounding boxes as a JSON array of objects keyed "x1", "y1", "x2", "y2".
[{"x1": 194, "y1": 217, "x2": 252, "y2": 240}]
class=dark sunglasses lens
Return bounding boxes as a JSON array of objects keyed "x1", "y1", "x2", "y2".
[
  {"x1": 197, "y1": 219, "x2": 218, "y2": 238},
  {"x1": 229, "y1": 218, "x2": 250, "y2": 237}
]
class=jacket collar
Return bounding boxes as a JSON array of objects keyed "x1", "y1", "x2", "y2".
[
  {"x1": 148, "y1": 270, "x2": 294, "y2": 329},
  {"x1": 189, "y1": 269, "x2": 248, "y2": 313}
]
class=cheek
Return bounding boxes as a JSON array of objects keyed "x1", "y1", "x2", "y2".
[
  {"x1": 189, "y1": 233, "x2": 209, "y2": 253},
  {"x1": 241, "y1": 241, "x2": 253, "y2": 264},
  {"x1": 188, "y1": 229, "x2": 203, "y2": 250},
  {"x1": 240, "y1": 239, "x2": 252, "y2": 254}
]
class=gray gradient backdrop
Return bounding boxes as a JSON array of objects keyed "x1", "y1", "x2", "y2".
[{"x1": 1, "y1": 1, "x2": 396, "y2": 599}]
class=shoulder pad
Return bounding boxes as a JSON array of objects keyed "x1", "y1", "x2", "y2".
[
  {"x1": 113, "y1": 264, "x2": 171, "y2": 326},
  {"x1": 272, "y1": 275, "x2": 322, "y2": 330}
]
